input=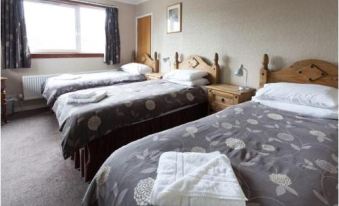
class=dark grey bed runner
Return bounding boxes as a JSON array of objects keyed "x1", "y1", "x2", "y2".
[
  {"x1": 82, "y1": 101, "x2": 338, "y2": 206},
  {"x1": 42, "y1": 71, "x2": 145, "y2": 106},
  {"x1": 52, "y1": 80, "x2": 207, "y2": 159}
]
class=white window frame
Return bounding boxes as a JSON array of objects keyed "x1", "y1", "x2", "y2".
[{"x1": 24, "y1": 0, "x2": 105, "y2": 54}]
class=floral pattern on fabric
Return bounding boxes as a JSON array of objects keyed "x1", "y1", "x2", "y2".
[{"x1": 82, "y1": 102, "x2": 338, "y2": 206}]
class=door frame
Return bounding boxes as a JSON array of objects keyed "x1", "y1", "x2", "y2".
[{"x1": 135, "y1": 13, "x2": 153, "y2": 58}]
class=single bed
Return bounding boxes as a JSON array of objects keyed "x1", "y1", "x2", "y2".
[
  {"x1": 82, "y1": 55, "x2": 338, "y2": 206},
  {"x1": 54, "y1": 53, "x2": 221, "y2": 181},
  {"x1": 42, "y1": 53, "x2": 159, "y2": 106}
]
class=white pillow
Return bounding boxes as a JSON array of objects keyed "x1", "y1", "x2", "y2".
[
  {"x1": 167, "y1": 78, "x2": 209, "y2": 86},
  {"x1": 121, "y1": 63, "x2": 152, "y2": 75},
  {"x1": 254, "y1": 83, "x2": 338, "y2": 109},
  {"x1": 252, "y1": 97, "x2": 338, "y2": 119},
  {"x1": 163, "y1": 69, "x2": 208, "y2": 81}
]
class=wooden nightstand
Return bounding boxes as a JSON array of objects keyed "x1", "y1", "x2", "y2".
[
  {"x1": 206, "y1": 84, "x2": 255, "y2": 113},
  {"x1": 145, "y1": 73, "x2": 163, "y2": 80}
]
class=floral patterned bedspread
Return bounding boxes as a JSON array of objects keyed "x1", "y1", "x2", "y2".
[
  {"x1": 82, "y1": 101, "x2": 338, "y2": 206},
  {"x1": 52, "y1": 80, "x2": 207, "y2": 159},
  {"x1": 42, "y1": 71, "x2": 145, "y2": 106}
]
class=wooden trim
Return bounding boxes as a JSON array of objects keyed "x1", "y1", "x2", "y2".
[{"x1": 31, "y1": 53, "x2": 104, "y2": 59}]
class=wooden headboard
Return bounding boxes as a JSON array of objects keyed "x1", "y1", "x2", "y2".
[
  {"x1": 133, "y1": 52, "x2": 160, "y2": 73},
  {"x1": 174, "y1": 52, "x2": 220, "y2": 84},
  {"x1": 260, "y1": 54, "x2": 338, "y2": 88}
]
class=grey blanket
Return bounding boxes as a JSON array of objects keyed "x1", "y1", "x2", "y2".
[
  {"x1": 82, "y1": 101, "x2": 338, "y2": 206},
  {"x1": 42, "y1": 71, "x2": 145, "y2": 106},
  {"x1": 52, "y1": 80, "x2": 207, "y2": 159}
]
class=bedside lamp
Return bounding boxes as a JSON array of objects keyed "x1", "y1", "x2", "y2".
[{"x1": 234, "y1": 64, "x2": 248, "y2": 91}]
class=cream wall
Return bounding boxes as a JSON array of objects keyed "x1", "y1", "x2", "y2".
[
  {"x1": 136, "y1": 0, "x2": 338, "y2": 87},
  {"x1": 1, "y1": 0, "x2": 136, "y2": 98}
]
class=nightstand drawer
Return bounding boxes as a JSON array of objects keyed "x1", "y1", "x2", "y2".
[
  {"x1": 209, "y1": 90, "x2": 235, "y2": 106},
  {"x1": 206, "y1": 84, "x2": 255, "y2": 113}
]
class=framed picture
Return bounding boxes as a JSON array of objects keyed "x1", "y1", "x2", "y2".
[{"x1": 167, "y1": 3, "x2": 182, "y2": 33}]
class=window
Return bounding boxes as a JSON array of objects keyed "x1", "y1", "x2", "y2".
[{"x1": 24, "y1": 0, "x2": 106, "y2": 55}]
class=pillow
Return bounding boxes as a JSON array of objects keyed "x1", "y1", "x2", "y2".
[
  {"x1": 254, "y1": 83, "x2": 338, "y2": 109},
  {"x1": 252, "y1": 97, "x2": 338, "y2": 119},
  {"x1": 163, "y1": 69, "x2": 208, "y2": 81},
  {"x1": 167, "y1": 78, "x2": 209, "y2": 86},
  {"x1": 121, "y1": 63, "x2": 152, "y2": 75}
]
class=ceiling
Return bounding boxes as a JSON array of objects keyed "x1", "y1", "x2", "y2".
[{"x1": 113, "y1": 0, "x2": 149, "y2": 5}]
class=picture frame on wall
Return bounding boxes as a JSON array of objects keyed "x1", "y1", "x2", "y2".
[{"x1": 167, "y1": 3, "x2": 182, "y2": 33}]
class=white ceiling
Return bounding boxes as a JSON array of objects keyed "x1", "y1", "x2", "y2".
[{"x1": 113, "y1": 0, "x2": 149, "y2": 5}]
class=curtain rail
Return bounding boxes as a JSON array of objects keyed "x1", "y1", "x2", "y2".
[
  {"x1": 28, "y1": 0, "x2": 118, "y2": 9},
  {"x1": 62, "y1": 0, "x2": 117, "y2": 8}
]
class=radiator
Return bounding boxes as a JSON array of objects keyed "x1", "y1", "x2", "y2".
[{"x1": 22, "y1": 74, "x2": 54, "y2": 100}]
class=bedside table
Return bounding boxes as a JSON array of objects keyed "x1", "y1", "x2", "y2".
[
  {"x1": 206, "y1": 84, "x2": 255, "y2": 113},
  {"x1": 145, "y1": 73, "x2": 163, "y2": 80}
]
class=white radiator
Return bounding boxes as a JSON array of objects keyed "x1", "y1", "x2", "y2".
[{"x1": 22, "y1": 74, "x2": 54, "y2": 100}]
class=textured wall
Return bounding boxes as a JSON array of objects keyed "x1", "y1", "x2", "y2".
[
  {"x1": 136, "y1": 0, "x2": 338, "y2": 87},
  {"x1": 2, "y1": 0, "x2": 136, "y2": 98}
]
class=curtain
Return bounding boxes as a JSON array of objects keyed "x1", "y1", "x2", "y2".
[
  {"x1": 1, "y1": 0, "x2": 31, "y2": 69},
  {"x1": 105, "y1": 7, "x2": 120, "y2": 65}
]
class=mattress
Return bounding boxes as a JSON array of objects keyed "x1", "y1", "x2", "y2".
[
  {"x1": 42, "y1": 70, "x2": 145, "y2": 106},
  {"x1": 52, "y1": 80, "x2": 208, "y2": 159},
  {"x1": 82, "y1": 101, "x2": 338, "y2": 206}
]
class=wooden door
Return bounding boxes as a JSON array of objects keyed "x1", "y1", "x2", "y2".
[{"x1": 137, "y1": 15, "x2": 151, "y2": 61}]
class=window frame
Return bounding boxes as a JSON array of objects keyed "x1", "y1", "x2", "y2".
[{"x1": 24, "y1": 0, "x2": 106, "y2": 58}]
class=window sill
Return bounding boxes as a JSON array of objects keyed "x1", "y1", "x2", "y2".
[{"x1": 31, "y1": 53, "x2": 104, "y2": 59}]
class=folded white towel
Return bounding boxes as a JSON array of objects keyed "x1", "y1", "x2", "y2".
[
  {"x1": 69, "y1": 91, "x2": 96, "y2": 99},
  {"x1": 150, "y1": 151, "x2": 247, "y2": 206},
  {"x1": 54, "y1": 74, "x2": 81, "y2": 80},
  {"x1": 67, "y1": 91, "x2": 107, "y2": 104}
]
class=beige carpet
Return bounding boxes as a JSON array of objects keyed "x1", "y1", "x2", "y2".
[{"x1": 1, "y1": 110, "x2": 88, "y2": 206}]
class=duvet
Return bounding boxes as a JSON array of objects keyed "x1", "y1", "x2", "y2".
[{"x1": 83, "y1": 101, "x2": 338, "y2": 206}]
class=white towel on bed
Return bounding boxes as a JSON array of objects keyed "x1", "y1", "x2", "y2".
[
  {"x1": 67, "y1": 91, "x2": 107, "y2": 104},
  {"x1": 150, "y1": 151, "x2": 247, "y2": 206},
  {"x1": 54, "y1": 74, "x2": 81, "y2": 80},
  {"x1": 69, "y1": 91, "x2": 96, "y2": 99}
]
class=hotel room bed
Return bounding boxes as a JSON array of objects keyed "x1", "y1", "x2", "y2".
[
  {"x1": 53, "y1": 79, "x2": 208, "y2": 159},
  {"x1": 82, "y1": 55, "x2": 338, "y2": 206},
  {"x1": 42, "y1": 53, "x2": 159, "y2": 106},
  {"x1": 54, "y1": 53, "x2": 221, "y2": 180}
]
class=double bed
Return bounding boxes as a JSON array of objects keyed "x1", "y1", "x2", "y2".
[
  {"x1": 82, "y1": 55, "x2": 338, "y2": 206},
  {"x1": 54, "y1": 53, "x2": 221, "y2": 181},
  {"x1": 42, "y1": 53, "x2": 159, "y2": 106}
]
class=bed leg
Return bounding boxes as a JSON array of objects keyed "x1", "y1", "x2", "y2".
[
  {"x1": 74, "y1": 150, "x2": 80, "y2": 170},
  {"x1": 80, "y1": 148, "x2": 85, "y2": 177}
]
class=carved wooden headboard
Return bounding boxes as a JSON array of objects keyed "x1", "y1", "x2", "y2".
[
  {"x1": 174, "y1": 52, "x2": 220, "y2": 84},
  {"x1": 133, "y1": 52, "x2": 160, "y2": 73},
  {"x1": 260, "y1": 54, "x2": 338, "y2": 88}
]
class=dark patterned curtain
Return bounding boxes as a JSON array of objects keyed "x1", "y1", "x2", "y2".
[
  {"x1": 1, "y1": 0, "x2": 31, "y2": 69},
  {"x1": 105, "y1": 7, "x2": 120, "y2": 65}
]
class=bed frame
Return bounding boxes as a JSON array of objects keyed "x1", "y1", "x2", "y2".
[
  {"x1": 72, "y1": 53, "x2": 220, "y2": 181},
  {"x1": 174, "y1": 52, "x2": 220, "y2": 84},
  {"x1": 134, "y1": 52, "x2": 160, "y2": 73},
  {"x1": 260, "y1": 54, "x2": 338, "y2": 88}
]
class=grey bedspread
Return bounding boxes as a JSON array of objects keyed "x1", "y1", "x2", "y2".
[
  {"x1": 82, "y1": 101, "x2": 338, "y2": 206},
  {"x1": 52, "y1": 80, "x2": 207, "y2": 159},
  {"x1": 42, "y1": 71, "x2": 145, "y2": 106}
]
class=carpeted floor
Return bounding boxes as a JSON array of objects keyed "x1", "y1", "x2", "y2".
[{"x1": 1, "y1": 110, "x2": 88, "y2": 206}]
